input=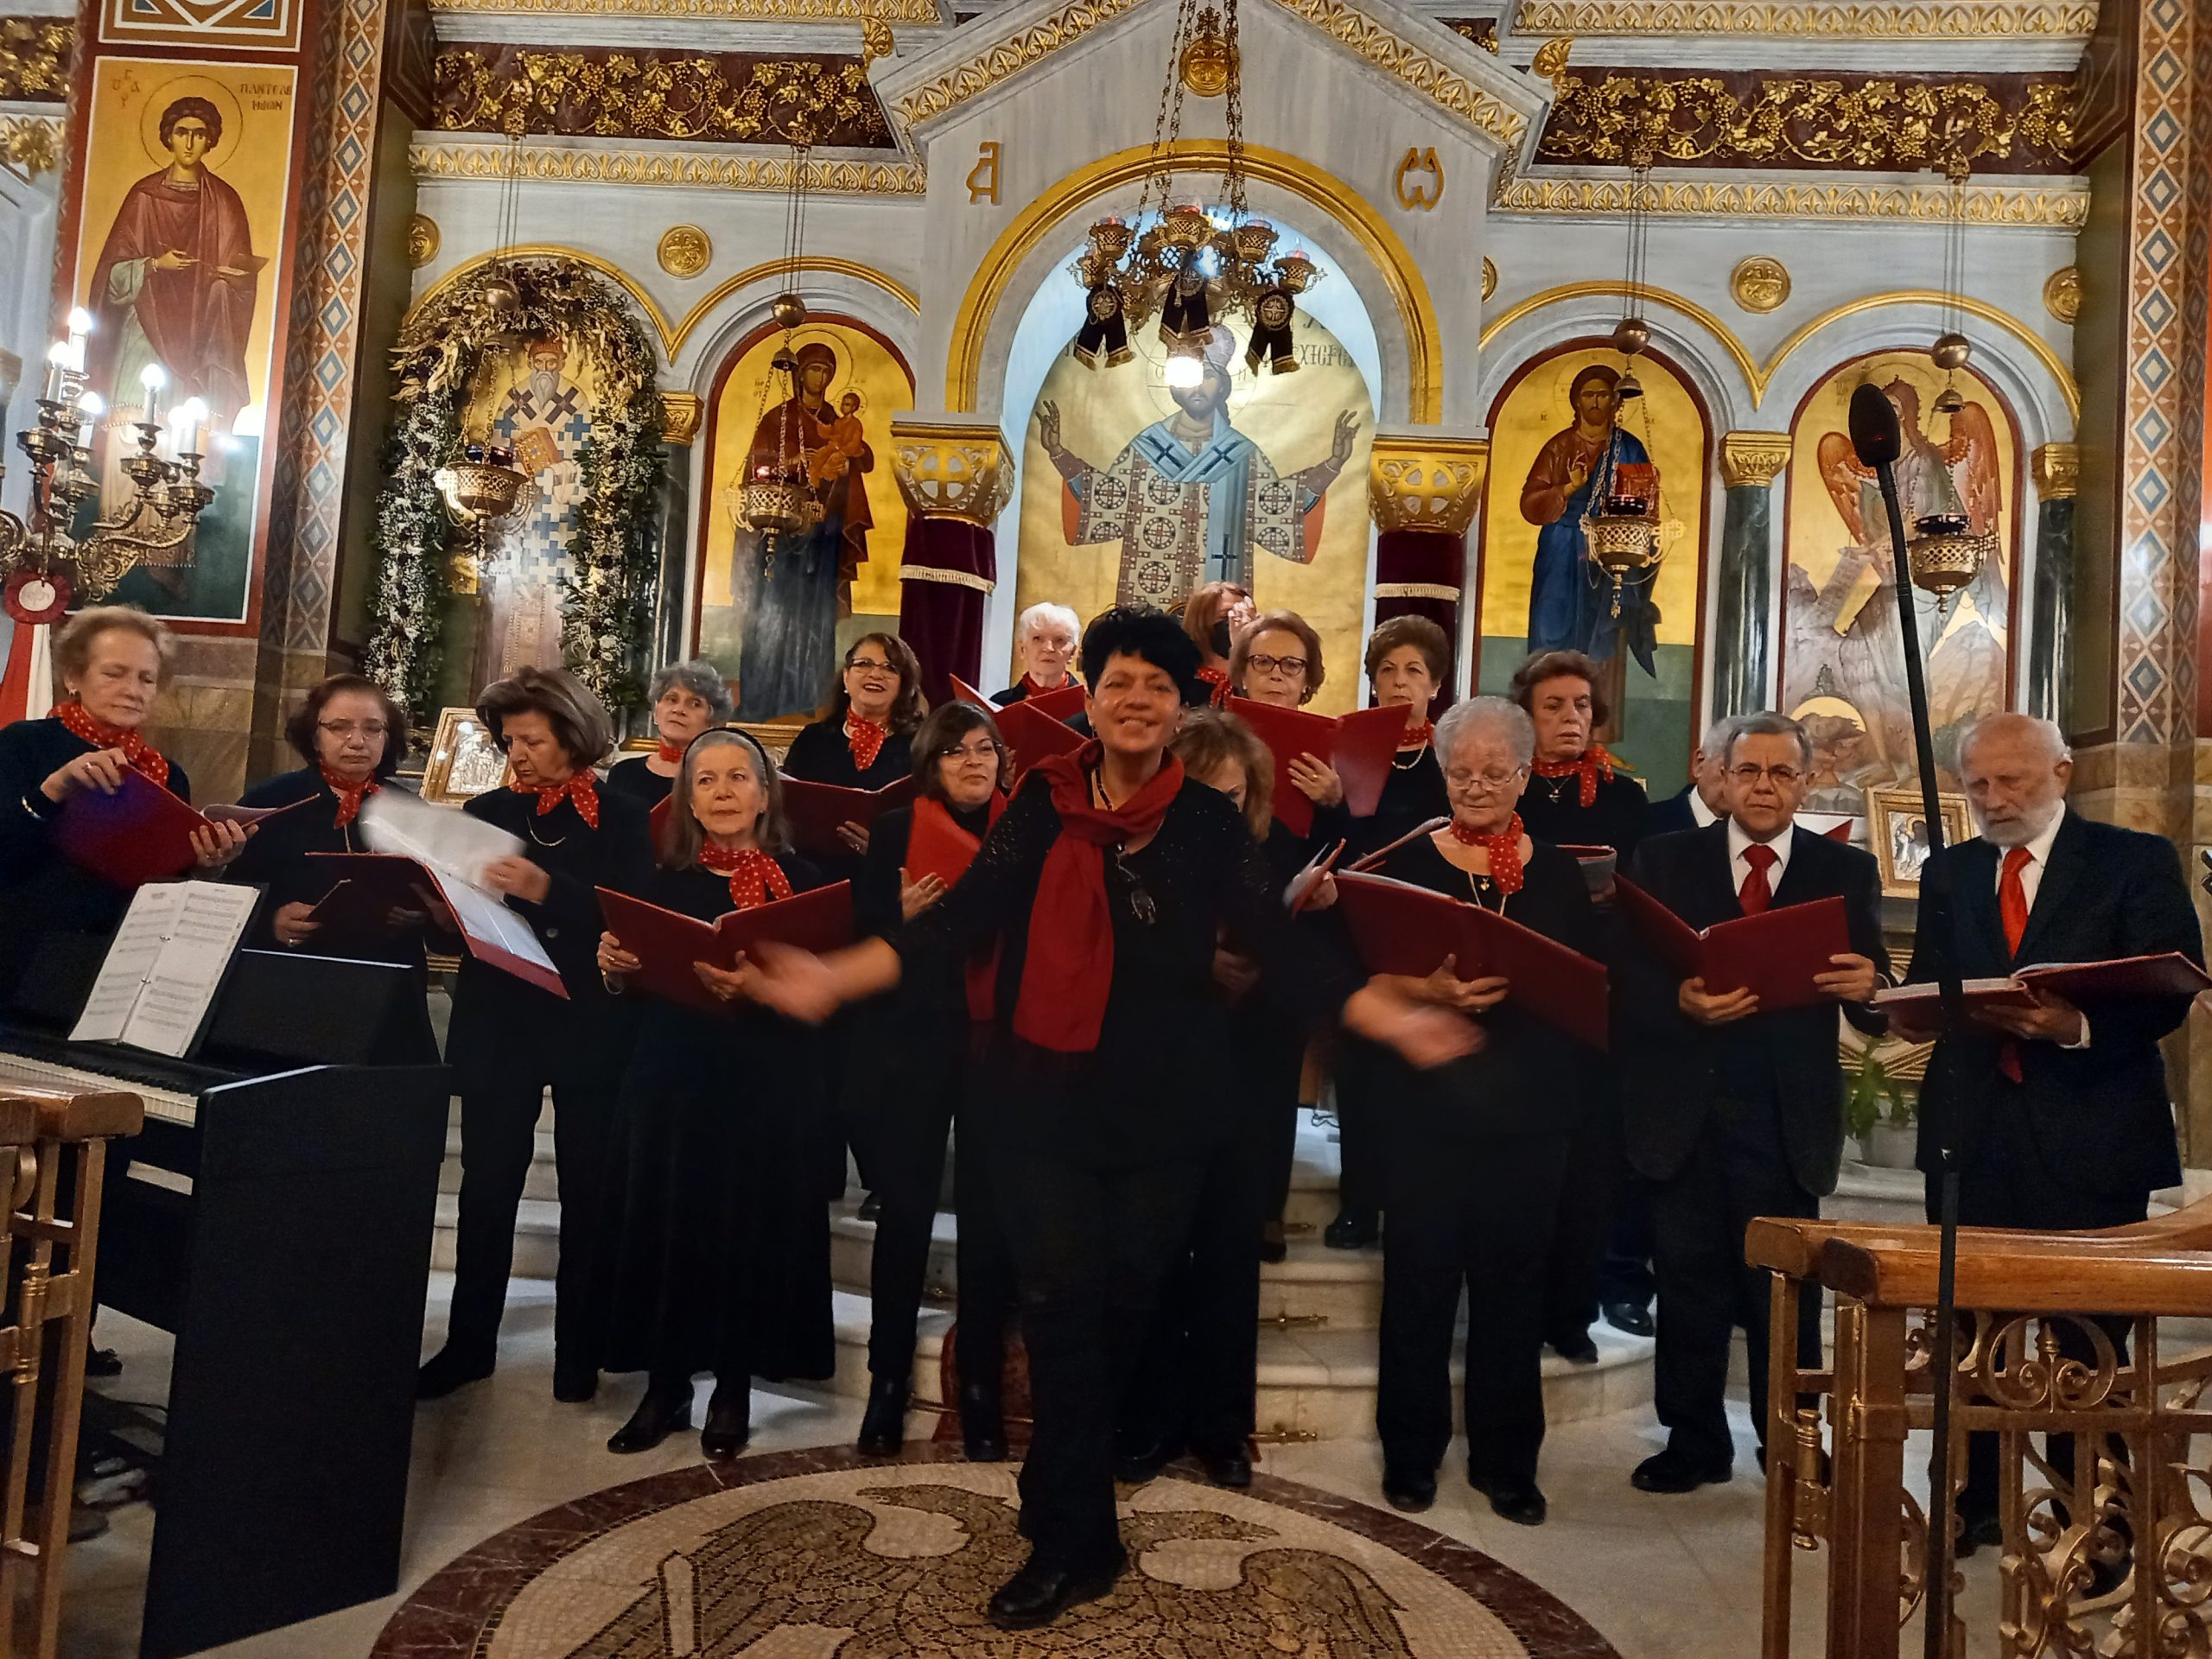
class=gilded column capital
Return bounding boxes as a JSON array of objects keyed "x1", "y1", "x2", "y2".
[
  {"x1": 1719, "y1": 431, "x2": 1792, "y2": 489},
  {"x1": 2030, "y1": 441, "x2": 2078, "y2": 499},
  {"x1": 659, "y1": 392, "x2": 702, "y2": 447},
  {"x1": 1369, "y1": 437, "x2": 1489, "y2": 537},
  {"x1": 891, "y1": 419, "x2": 1014, "y2": 526}
]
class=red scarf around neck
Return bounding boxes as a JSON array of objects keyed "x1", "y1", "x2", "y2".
[
  {"x1": 655, "y1": 739, "x2": 686, "y2": 765},
  {"x1": 912, "y1": 792, "x2": 1010, "y2": 1024},
  {"x1": 1195, "y1": 664, "x2": 1232, "y2": 708},
  {"x1": 846, "y1": 714, "x2": 888, "y2": 772},
  {"x1": 512, "y1": 769, "x2": 601, "y2": 830},
  {"x1": 698, "y1": 842, "x2": 792, "y2": 911},
  {"x1": 320, "y1": 764, "x2": 381, "y2": 828},
  {"x1": 54, "y1": 700, "x2": 168, "y2": 789},
  {"x1": 1447, "y1": 810, "x2": 1528, "y2": 894},
  {"x1": 1016, "y1": 743, "x2": 1185, "y2": 1052},
  {"x1": 1532, "y1": 744, "x2": 1617, "y2": 810}
]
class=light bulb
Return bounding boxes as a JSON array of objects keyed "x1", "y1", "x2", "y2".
[
  {"x1": 67, "y1": 308, "x2": 92, "y2": 335},
  {"x1": 1164, "y1": 353, "x2": 1205, "y2": 390},
  {"x1": 140, "y1": 363, "x2": 168, "y2": 397}
]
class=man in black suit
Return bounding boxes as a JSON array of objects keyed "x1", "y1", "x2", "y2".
[
  {"x1": 1894, "y1": 713, "x2": 2203, "y2": 1549},
  {"x1": 1619, "y1": 711, "x2": 1889, "y2": 1492},
  {"x1": 1643, "y1": 715, "x2": 1738, "y2": 840}
]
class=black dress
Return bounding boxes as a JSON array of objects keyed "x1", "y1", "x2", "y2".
[
  {"x1": 599, "y1": 860, "x2": 836, "y2": 1383},
  {"x1": 1357, "y1": 736, "x2": 1452, "y2": 855},
  {"x1": 603, "y1": 755, "x2": 675, "y2": 809},
  {"x1": 1366, "y1": 835, "x2": 1600, "y2": 1491},
  {"x1": 990, "y1": 674, "x2": 1077, "y2": 707},
  {"x1": 0, "y1": 715, "x2": 195, "y2": 1006},
  {"x1": 226, "y1": 766, "x2": 428, "y2": 967},
  {"x1": 1517, "y1": 764, "x2": 1649, "y2": 855},
  {"x1": 780, "y1": 716, "x2": 914, "y2": 791}
]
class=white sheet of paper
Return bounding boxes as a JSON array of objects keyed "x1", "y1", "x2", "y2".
[
  {"x1": 359, "y1": 788, "x2": 522, "y2": 888},
  {"x1": 436, "y1": 876, "x2": 561, "y2": 977},
  {"x1": 70, "y1": 883, "x2": 192, "y2": 1044},
  {"x1": 68, "y1": 880, "x2": 259, "y2": 1056}
]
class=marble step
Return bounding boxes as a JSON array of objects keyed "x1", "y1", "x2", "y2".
[
  {"x1": 823, "y1": 1288, "x2": 1655, "y2": 1442},
  {"x1": 435, "y1": 1120, "x2": 562, "y2": 1202},
  {"x1": 429, "y1": 1192, "x2": 561, "y2": 1279}
]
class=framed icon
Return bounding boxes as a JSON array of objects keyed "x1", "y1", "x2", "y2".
[{"x1": 1866, "y1": 786, "x2": 1974, "y2": 899}]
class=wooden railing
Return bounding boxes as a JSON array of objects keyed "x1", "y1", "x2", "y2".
[
  {"x1": 1752, "y1": 1200, "x2": 2212, "y2": 1659},
  {"x1": 0, "y1": 1074, "x2": 143, "y2": 1659}
]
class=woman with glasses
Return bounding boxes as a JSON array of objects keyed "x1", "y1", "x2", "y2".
[
  {"x1": 780, "y1": 632, "x2": 927, "y2": 804},
  {"x1": 1357, "y1": 696, "x2": 1602, "y2": 1526},
  {"x1": 849, "y1": 701, "x2": 1020, "y2": 1459},
  {"x1": 606, "y1": 661, "x2": 735, "y2": 810}
]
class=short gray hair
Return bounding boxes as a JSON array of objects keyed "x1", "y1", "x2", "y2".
[
  {"x1": 1018, "y1": 601, "x2": 1080, "y2": 641},
  {"x1": 648, "y1": 658, "x2": 735, "y2": 725},
  {"x1": 1723, "y1": 711, "x2": 1813, "y2": 770},
  {"x1": 1698, "y1": 715, "x2": 1741, "y2": 757},
  {"x1": 1433, "y1": 695, "x2": 1535, "y2": 770},
  {"x1": 1957, "y1": 712, "x2": 2069, "y2": 770}
]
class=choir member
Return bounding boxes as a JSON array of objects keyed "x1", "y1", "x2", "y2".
[
  {"x1": 594, "y1": 728, "x2": 834, "y2": 1457},
  {"x1": 1891, "y1": 713, "x2": 2204, "y2": 1554},
  {"x1": 734, "y1": 606, "x2": 1474, "y2": 1631},
  {"x1": 0, "y1": 605, "x2": 249, "y2": 1005},
  {"x1": 1618, "y1": 712, "x2": 1885, "y2": 1492},
  {"x1": 779, "y1": 631, "x2": 925, "y2": 800},
  {"x1": 992, "y1": 602, "x2": 1081, "y2": 705},
  {"x1": 851, "y1": 700, "x2": 1019, "y2": 1459},
  {"x1": 1362, "y1": 696, "x2": 1600, "y2": 1524},
  {"x1": 1643, "y1": 715, "x2": 1738, "y2": 839},
  {"x1": 418, "y1": 668, "x2": 653, "y2": 1403},
  {"x1": 1179, "y1": 581, "x2": 1253, "y2": 706},
  {"x1": 604, "y1": 660, "x2": 734, "y2": 809},
  {"x1": 1507, "y1": 647, "x2": 1648, "y2": 1364},
  {"x1": 228, "y1": 674, "x2": 421, "y2": 961}
]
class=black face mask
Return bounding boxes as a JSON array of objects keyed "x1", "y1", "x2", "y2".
[{"x1": 1209, "y1": 620, "x2": 1233, "y2": 658}]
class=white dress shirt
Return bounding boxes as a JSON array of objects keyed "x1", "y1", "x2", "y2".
[
  {"x1": 1689, "y1": 788, "x2": 1719, "y2": 829},
  {"x1": 1726, "y1": 817, "x2": 1791, "y2": 899},
  {"x1": 1995, "y1": 807, "x2": 2089, "y2": 1046}
]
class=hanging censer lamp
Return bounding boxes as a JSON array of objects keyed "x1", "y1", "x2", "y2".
[
  {"x1": 731, "y1": 136, "x2": 826, "y2": 573},
  {"x1": 1065, "y1": 0, "x2": 1321, "y2": 382},
  {"x1": 1903, "y1": 153, "x2": 1998, "y2": 613},
  {"x1": 1580, "y1": 151, "x2": 1667, "y2": 619}
]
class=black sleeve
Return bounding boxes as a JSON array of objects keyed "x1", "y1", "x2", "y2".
[
  {"x1": 894, "y1": 781, "x2": 1054, "y2": 977},
  {"x1": 1221, "y1": 815, "x2": 1357, "y2": 1030},
  {"x1": 2089, "y1": 835, "x2": 2207, "y2": 1051},
  {"x1": 0, "y1": 725, "x2": 61, "y2": 878},
  {"x1": 1840, "y1": 849, "x2": 1892, "y2": 1037},
  {"x1": 781, "y1": 721, "x2": 836, "y2": 783},
  {"x1": 1610, "y1": 779, "x2": 1650, "y2": 855},
  {"x1": 855, "y1": 809, "x2": 912, "y2": 939},
  {"x1": 1616, "y1": 842, "x2": 1697, "y2": 1053}
]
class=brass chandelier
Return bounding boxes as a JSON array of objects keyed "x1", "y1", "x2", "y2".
[
  {"x1": 1583, "y1": 143, "x2": 1667, "y2": 615},
  {"x1": 730, "y1": 133, "x2": 828, "y2": 556},
  {"x1": 1066, "y1": 0, "x2": 1322, "y2": 384},
  {"x1": 1904, "y1": 153, "x2": 1997, "y2": 610}
]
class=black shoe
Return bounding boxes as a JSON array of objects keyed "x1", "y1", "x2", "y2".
[
  {"x1": 1601, "y1": 1300, "x2": 1655, "y2": 1338},
  {"x1": 1194, "y1": 1441, "x2": 1252, "y2": 1490},
  {"x1": 1115, "y1": 1434, "x2": 1177, "y2": 1485},
  {"x1": 856, "y1": 1191, "x2": 880, "y2": 1222},
  {"x1": 416, "y1": 1346, "x2": 495, "y2": 1401},
  {"x1": 1382, "y1": 1465, "x2": 1437, "y2": 1513},
  {"x1": 701, "y1": 1381, "x2": 750, "y2": 1459},
  {"x1": 83, "y1": 1346, "x2": 123, "y2": 1380},
  {"x1": 959, "y1": 1382, "x2": 1007, "y2": 1462},
  {"x1": 985, "y1": 1549, "x2": 1125, "y2": 1630},
  {"x1": 1953, "y1": 1510, "x2": 2005, "y2": 1559},
  {"x1": 1324, "y1": 1210, "x2": 1378, "y2": 1250},
  {"x1": 1470, "y1": 1470, "x2": 1548, "y2": 1526},
  {"x1": 858, "y1": 1376, "x2": 909, "y2": 1456},
  {"x1": 607, "y1": 1383, "x2": 693, "y2": 1454},
  {"x1": 1259, "y1": 1226, "x2": 1287, "y2": 1265},
  {"x1": 1548, "y1": 1328, "x2": 1600, "y2": 1365},
  {"x1": 552, "y1": 1355, "x2": 598, "y2": 1404},
  {"x1": 1630, "y1": 1446, "x2": 1733, "y2": 1494}
]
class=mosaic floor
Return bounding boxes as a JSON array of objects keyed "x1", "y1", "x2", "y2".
[{"x1": 367, "y1": 1446, "x2": 1621, "y2": 1659}]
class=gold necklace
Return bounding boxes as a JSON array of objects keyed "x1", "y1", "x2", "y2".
[{"x1": 1391, "y1": 740, "x2": 1430, "y2": 772}]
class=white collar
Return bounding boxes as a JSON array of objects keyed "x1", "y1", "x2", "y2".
[
  {"x1": 1726, "y1": 817, "x2": 1794, "y2": 874},
  {"x1": 2013, "y1": 806, "x2": 2067, "y2": 868},
  {"x1": 1689, "y1": 789, "x2": 1719, "y2": 828}
]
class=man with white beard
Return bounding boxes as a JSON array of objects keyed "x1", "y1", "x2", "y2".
[{"x1": 1895, "y1": 712, "x2": 2202, "y2": 1554}]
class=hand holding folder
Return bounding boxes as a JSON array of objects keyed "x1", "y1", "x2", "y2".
[
  {"x1": 307, "y1": 851, "x2": 567, "y2": 996},
  {"x1": 597, "y1": 883, "x2": 854, "y2": 1014},
  {"x1": 1615, "y1": 877, "x2": 1852, "y2": 1014},
  {"x1": 950, "y1": 677, "x2": 1086, "y2": 779},
  {"x1": 1872, "y1": 951, "x2": 2212, "y2": 1031},
  {"x1": 55, "y1": 769, "x2": 259, "y2": 888},
  {"x1": 1227, "y1": 699, "x2": 1411, "y2": 837},
  {"x1": 779, "y1": 775, "x2": 917, "y2": 859}
]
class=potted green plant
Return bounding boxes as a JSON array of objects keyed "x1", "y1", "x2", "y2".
[{"x1": 1845, "y1": 1042, "x2": 1918, "y2": 1169}]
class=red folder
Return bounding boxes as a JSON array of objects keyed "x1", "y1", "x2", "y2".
[
  {"x1": 1332, "y1": 870, "x2": 1609, "y2": 1049},
  {"x1": 904, "y1": 802, "x2": 998, "y2": 888},
  {"x1": 56, "y1": 769, "x2": 211, "y2": 887},
  {"x1": 1615, "y1": 876, "x2": 1851, "y2": 1013},
  {"x1": 305, "y1": 851, "x2": 569, "y2": 997},
  {"x1": 951, "y1": 676, "x2": 1087, "y2": 779},
  {"x1": 778, "y1": 774, "x2": 917, "y2": 859},
  {"x1": 648, "y1": 794, "x2": 671, "y2": 847},
  {"x1": 1873, "y1": 951, "x2": 2212, "y2": 1026},
  {"x1": 597, "y1": 882, "x2": 854, "y2": 1014},
  {"x1": 1226, "y1": 699, "x2": 1411, "y2": 836}
]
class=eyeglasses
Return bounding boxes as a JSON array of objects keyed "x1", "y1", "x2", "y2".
[
  {"x1": 318, "y1": 721, "x2": 388, "y2": 740},
  {"x1": 938, "y1": 739, "x2": 1000, "y2": 762},
  {"x1": 1445, "y1": 766, "x2": 1528, "y2": 794},
  {"x1": 846, "y1": 658, "x2": 896, "y2": 675},
  {"x1": 1728, "y1": 765, "x2": 1804, "y2": 787},
  {"x1": 1246, "y1": 653, "x2": 1307, "y2": 677}
]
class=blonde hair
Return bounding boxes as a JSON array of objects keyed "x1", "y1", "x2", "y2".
[
  {"x1": 53, "y1": 606, "x2": 173, "y2": 694},
  {"x1": 1171, "y1": 707, "x2": 1274, "y2": 838}
]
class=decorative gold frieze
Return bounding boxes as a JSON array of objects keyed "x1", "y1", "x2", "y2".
[
  {"x1": 1530, "y1": 35, "x2": 1573, "y2": 92},
  {"x1": 1513, "y1": 0, "x2": 2095, "y2": 36},
  {"x1": 1730, "y1": 255, "x2": 1790, "y2": 313},
  {"x1": 1491, "y1": 175, "x2": 2088, "y2": 227},
  {"x1": 1179, "y1": 9, "x2": 1234, "y2": 95},
  {"x1": 2030, "y1": 441, "x2": 2077, "y2": 499},
  {"x1": 410, "y1": 140, "x2": 926, "y2": 195},
  {"x1": 890, "y1": 420, "x2": 1014, "y2": 526},
  {"x1": 1370, "y1": 438, "x2": 1489, "y2": 536},
  {"x1": 660, "y1": 391, "x2": 703, "y2": 446},
  {"x1": 861, "y1": 16, "x2": 894, "y2": 67},
  {"x1": 408, "y1": 213, "x2": 441, "y2": 268},
  {"x1": 658, "y1": 225, "x2": 712, "y2": 277},
  {"x1": 1719, "y1": 431, "x2": 1792, "y2": 488},
  {"x1": 2043, "y1": 264, "x2": 2079, "y2": 324},
  {"x1": 0, "y1": 17, "x2": 68, "y2": 101},
  {"x1": 892, "y1": 0, "x2": 1144, "y2": 127},
  {"x1": 1481, "y1": 257, "x2": 1497, "y2": 301},
  {"x1": 431, "y1": 0, "x2": 939, "y2": 17},
  {"x1": 0, "y1": 111, "x2": 60, "y2": 175}
]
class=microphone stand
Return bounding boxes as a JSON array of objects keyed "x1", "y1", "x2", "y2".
[{"x1": 1868, "y1": 461, "x2": 1970, "y2": 1659}]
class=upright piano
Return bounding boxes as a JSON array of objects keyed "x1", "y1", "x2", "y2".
[{"x1": 0, "y1": 935, "x2": 448, "y2": 1659}]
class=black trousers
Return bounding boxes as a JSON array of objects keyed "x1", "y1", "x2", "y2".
[
  {"x1": 1934, "y1": 1118, "x2": 2147, "y2": 1522},
  {"x1": 1377, "y1": 1132, "x2": 1571, "y2": 1485},
  {"x1": 1595, "y1": 1172, "x2": 1656, "y2": 1310},
  {"x1": 867, "y1": 1039, "x2": 1016, "y2": 1391},
  {"x1": 448, "y1": 1076, "x2": 620, "y2": 1369},
  {"x1": 1332, "y1": 1041, "x2": 1382, "y2": 1223},
  {"x1": 1544, "y1": 1077, "x2": 1622, "y2": 1341},
  {"x1": 1649, "y1": 1093, "x2": 1821, "y2": 1468},
  {"x1": 991, "y1": 1135, "x2": 1205, "y2": 1567}
]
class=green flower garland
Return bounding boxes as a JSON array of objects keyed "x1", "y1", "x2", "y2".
[{"x1": 364, "y1": 259, "x2": 664, "y2": 724}]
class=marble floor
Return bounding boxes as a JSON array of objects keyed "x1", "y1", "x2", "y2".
[{"x1": 62, "y1": 1273, "x2": 2000, "y2": 1659}]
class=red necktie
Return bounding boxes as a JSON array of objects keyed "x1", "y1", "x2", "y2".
[
  {"x1": 1998, "y1": 845, "x2": 2033, "y2": 1082},
  {"x1": 1738, "y1": 842, "x2": 1778, "y2": 915}
]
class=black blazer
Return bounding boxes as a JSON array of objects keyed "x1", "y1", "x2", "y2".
[
  {"x1": 780, "y1": 716, "x2": 913, "y2": 790},
  {"x1": 1909, "y1": 812, "x2": 2203, "y2": 1198},
  {"x1": 442, "y1": 785, "x2": 654, "y2": 1092},
  {"x1": 1619, "y1": 821, "x2": 1889, "y2": 1197},
  {"x1": 1643, "y1": 784, "x2": 1700, "y2": 840},
  {"x1": 227, "y1": 766, "x2": 427, "y2": 963}
]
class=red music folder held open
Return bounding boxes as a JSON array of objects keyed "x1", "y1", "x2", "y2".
[
  {"x1": 903, "y1": 803, "x2": 1001, "y2": 888},
  {"x1": 1332, "y1": 870, "x2": 1610, "y2": 1049},
  {"x1": 1227, "y1": 699, "x2": 1411, "y2": 837},
  {"x1": 778, "y1": 775, "x2": 917, "y2": 860},
  {"x1": 306, "y1": 851, "x2": 569, "y2": 997},
  {"x1": 1872, "y1": 950, "x2": 2212, "y2": 1026},
  {"x1": 950, "y1": 677, "x2": 1087, "y2": 779},
  {"x1": 56, "y1": 769, "x2": 213, "y2": 888},
  {"x1": 1615, "y1": 876, "x2": 1851, "y2": 1013},
  {"x1": 597, "y1": 882, "x2": 855, "y2": 1014}
]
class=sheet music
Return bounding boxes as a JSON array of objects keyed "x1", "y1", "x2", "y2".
[
  {"x1": 70, "y1": 883, "x2": 192, "y2": 1044},
  {"x1": 68, "y1": 880, "x2": 259, "y2": 1056},
  {"x1": 438, "y1": 876, "x2": 561, "y2": 979},
  {"x1": 359, "y1": 788, "x2": 522, "y2": 887}
]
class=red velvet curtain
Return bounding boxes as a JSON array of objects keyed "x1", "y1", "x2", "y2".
[
  {"x1": 896, "y1": 516, "x2": 996, "y2": 707},
  {"x1": 1374, "y1": 527, "x2": 1466, "y2": 715}
]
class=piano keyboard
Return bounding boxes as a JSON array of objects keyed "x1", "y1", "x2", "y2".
[{"x1": 0, "y1": 1053, "x2": 199, "y2": 1127}]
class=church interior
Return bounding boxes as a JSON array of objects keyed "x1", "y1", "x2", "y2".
[{"x1": 0, "y1": 0, "x2": 2208, "y2": 1653}]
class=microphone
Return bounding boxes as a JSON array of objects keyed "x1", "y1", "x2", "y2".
[{"x1": 1847, "y1": 381, "x2": 1902, "y2": 469}]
